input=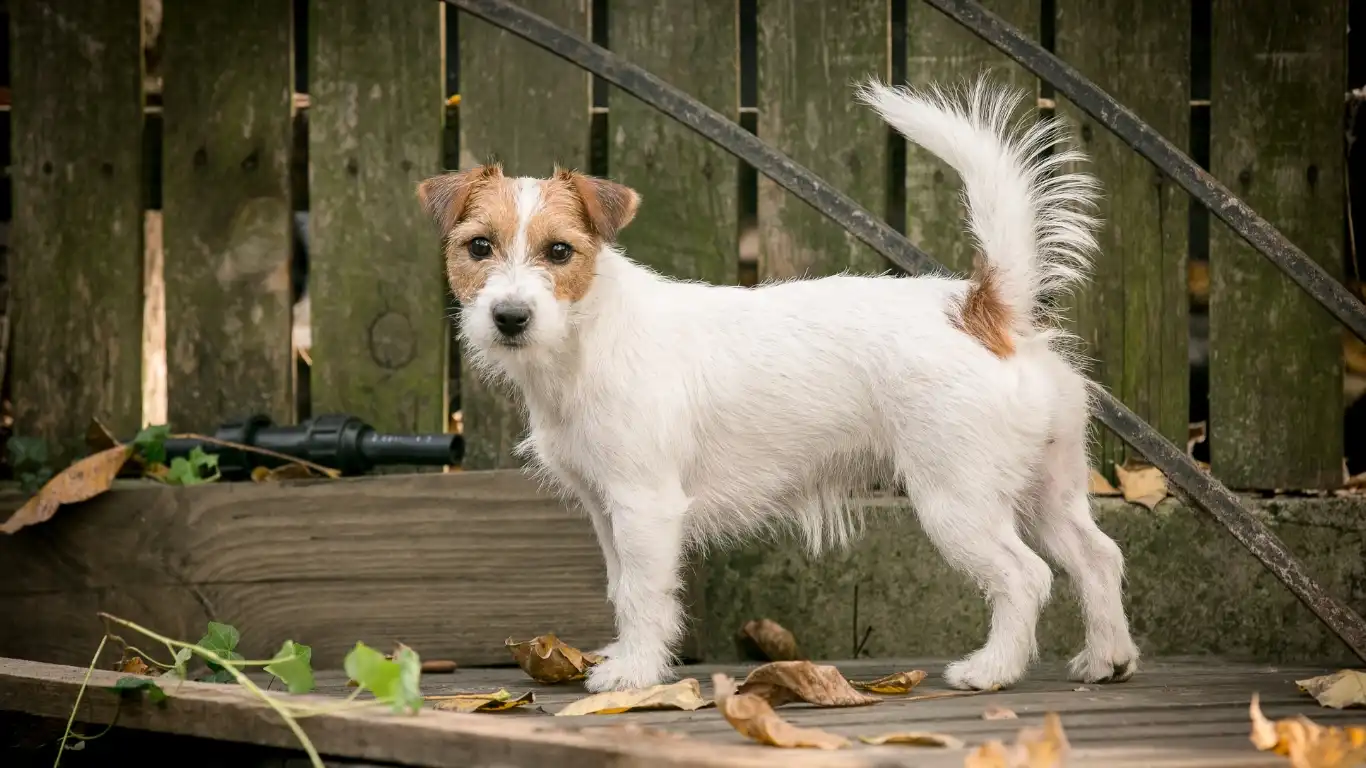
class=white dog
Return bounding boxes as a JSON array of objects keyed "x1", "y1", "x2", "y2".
[{"x1": 418, "y1": 77, "x2": 1140, "y2": 693}]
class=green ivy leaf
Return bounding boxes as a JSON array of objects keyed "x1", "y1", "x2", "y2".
[
  {"x1": 132, "y1": 425, "x2": 170, "y2": 465},
  {"x1": 198, "y1": 668, "x2": 236, "y2": 684},
  {"x1": 163, "y1": 447, "x2": 221, "y2": 486},
  {"x1": 197, "y1": 621, "x2": 242, "y2": 671},
  {"x1": 265, "y1": 640, "x2": 315, "y2": 694},
  {"x1": 7, "y1": 436, "x2": 49, "y2": 471},
  {"x1": 111, "y1": 676, "x2": 167, "y2": 704},
  {"x1": 344, "y1": 642, "x2": 422, "y2": 714}
]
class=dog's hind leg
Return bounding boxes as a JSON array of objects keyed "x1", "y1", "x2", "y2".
[
  {"x1": 904, "y1": 471, "x2": 1054, "y2": 691},
  {"x1": 1031, "y1": 431, "x2": 1140, "y2": 683}
]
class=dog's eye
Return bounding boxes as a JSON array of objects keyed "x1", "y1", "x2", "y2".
[
  {"x1": 468, "y1": 237, "x2": 493, "y2": 260},
  {"x1": 546, "y1": 242, "x2": 573, "y2": 264}
]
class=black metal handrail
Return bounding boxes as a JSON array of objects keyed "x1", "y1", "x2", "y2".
[{"x1": 444, "y1": 0, "x2": 1366, "y2": 662}]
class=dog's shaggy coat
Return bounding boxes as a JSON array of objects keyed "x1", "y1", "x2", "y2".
[{"x1": 418, "y1": 77, "x2": 1140, "y2": 693}]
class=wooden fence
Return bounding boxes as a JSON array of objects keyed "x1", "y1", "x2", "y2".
[{"x1": 5, "y1": 0, "x2": 1354, "y2": 491}]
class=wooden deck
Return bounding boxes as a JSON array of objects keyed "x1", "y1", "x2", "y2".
[{"x1": 2, "y1": 655, "x2": 1358, "y2": 766}]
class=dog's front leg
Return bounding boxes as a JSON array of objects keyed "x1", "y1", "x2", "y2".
[{"x1": 584, "y1": 483, "x2": 687, "y2": 693}]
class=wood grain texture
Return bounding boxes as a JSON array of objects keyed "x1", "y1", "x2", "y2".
[
  {"x1": 161, "y1": 0, "x2": 294, "y2": 433},
  {"x1": 9, "y1": 0, "x2": 144, "y2": 463},
  {"x1": 0, "y1": 471, "x2": 612, "y2": 668},
  {"x1": 609, "y1": 0, "x2": 739, "y2": 284},
  {"x1": 1057, "y1": 0, "x2": 1190, "y2": 477},
  {"x1": 309, "y1": 0, "x2": 447, "y2": 434},
  {"x1": 456, "y1": 0, "x2": 591, "y2": 469},
  {"x1": 1208, "y1": 0, "x2": 1345, "y2": 490},
  {"x1": 757, "y1": 1, "x2": 889, "y2": 280},
  {"x1": 1, "y1": 657, "x2": 1352, "y2": 767},
  {"x1": 905, "y1": 0, "x2": 1039, "y2": 276}
]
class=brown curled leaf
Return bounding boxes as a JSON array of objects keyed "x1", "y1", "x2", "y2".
[
  {"x1": 736, "y1": 619, "x2": 803, "y2": 661},
  {"x1": 2, "y1": 445, "x2": 133, "y2": 534},
  {"x1": 851, "y1": 669, "x2": 927, "y2": 695},
  {"x1": 713, "y1": 672, "x2": 848, "y2": 750},
  {"x1": 425, "y1": 689, "x2": 534, "y2": 713},
  {"x1": 505, "y1": 634, "x2": 603, "y2": 684},
  {"x1": 556, "y1": 678, "x2": 711, "y2": 716},
  {"x1": 736, "y1": 661, "x2": 879, "y2": 708}
]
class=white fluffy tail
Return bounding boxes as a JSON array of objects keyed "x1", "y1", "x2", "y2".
[{"x1": 857, "y1": 77, "x2": 1100, "y2": 335}]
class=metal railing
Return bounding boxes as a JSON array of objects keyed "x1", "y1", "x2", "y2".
[{"x1": 445, "y1": 0, "x2": 1366, "y2": 662}]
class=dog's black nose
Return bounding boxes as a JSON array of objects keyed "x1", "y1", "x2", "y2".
[{"x1": 492, "y1": 302, "x2": 532, "y2": 337}]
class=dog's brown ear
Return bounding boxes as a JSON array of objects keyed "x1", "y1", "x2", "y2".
[
  {"x1": 417, "y1": 164, "x2": 502, "y2": 233},
  {"x1": 561, "y1": 169, "x2": 640, "y2": 241}
]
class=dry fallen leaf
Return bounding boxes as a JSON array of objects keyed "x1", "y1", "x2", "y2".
[
  {"x1": 250, "y1": 463, "x2": 318, "y2": 482},
  {"x1": 505, "y1": 634, "x2": 603, "y2": 684},
  {"x1": 737, "y1": 661, "x2": 878, "y2": 707},
  {"x1": 737, "y1": 619, "x2": 803, "y2": 661},
  {"x1": 964, "y1": 712, "x2": 1070, "y2": 768},
  {"x1": 859, "y1": 731, "x2": 964, "y2": 748},
  {"x1": 86, "y1": 418, "x2": 121, "y2": 453},
  {"x1": 1114, "y1": 461, "x2": 1168, "y2": 511},
  {"x1": 425, "y1": 689, "x2": 534, "y2": 713},
  {"x1": 1187, "y1": 421, "x2": 1208, "y2": 457},
  {"x1": 119, "y1": 656, "x2": 152, "y2": 676},
  {"x1": 2, "y1": 445, "x2": 133, "y2": 534},
  {"x1": 421, "y1": 659, "x2": 458, "y2": 674},
  {"x1": 1297, "y1": 671, "x2": 1366, "y2": 710},
  {"x1": 556, "y1": 678, "x2": 711, "y2": 716},
  {"x1": 851, "y1": 669, "x2": 927, "y2": 695},
  {"x1": 1087, "y1": 468, "x2": 1120, "y2": 496},
  {"x1": 713, "y1": 672, "x2": 848, "y2": 750},
  {"x1": 1249, "y1": 693, "x2": 1366, "y2": 768},
  {"x1": 983, "y1": 706, "x2": 1018, "y2": 720}
]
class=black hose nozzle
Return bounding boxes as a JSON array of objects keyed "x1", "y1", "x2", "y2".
[{"x1": 162, "y1": 414, "x2": 463, "y2": 480}]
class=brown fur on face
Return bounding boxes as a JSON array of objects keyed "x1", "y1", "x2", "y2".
[
  {"x1": 953, "y1": 256, "x2": 1015, "y2": 358},
  {"x1": 417, "y1": 165, "x2": 641, "y2": 306}
]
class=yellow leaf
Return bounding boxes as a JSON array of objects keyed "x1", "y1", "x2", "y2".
[
  {"x1": 851, "y1": 669, "x2": 927, "y2": 695},
  {"x1": 505, "y1": 634, "x2": 603, "y2": 684},
  {"x1": 736, "y1": 661, "x2": 879, "y2": 707},
  {"x1": 713, "y1": 673, "x2": 848, "y2": 750},
  {"x1": 556, "y1": 678, "x2": 711, "y2": 716},
  {"x1": 737, "y1": 618, "x2": 803, "y2": 661},
  {"x1": 425, "y1": 689, "x2": 534, "y2": 713},
  {"x1": 2, "y1": 445, "x2": 133, "y2": 534},
  {"x1": 1249, "y1": 693, "x2": 1366, "y2": 768},
  {"x1": 1114, "y1": 461, "x2": 1168, "y2": 510},
  {"x1": 859, "y1": 731, "x2": 963, "y2": 748},
  {"x1": 1298, "y1": 670, "x2": 1366, "y2": 709},
  {"x1": 983, "y1": 706, "x2": 1018, "y2": 720},
  {"x1": 1087, "y1": 468, "x2": 1120, "y2": 496},
  {"x1": 964, "y1": 712, "x2": 1069, "y2": 768}
]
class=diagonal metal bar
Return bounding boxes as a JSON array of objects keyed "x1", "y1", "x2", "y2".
[
  {"x1": 445, "y1": 0, "x2": 1366, "y2": 662},
  {"x1": 923, "y1": 0, "x2": 1366, "y2": 344}
]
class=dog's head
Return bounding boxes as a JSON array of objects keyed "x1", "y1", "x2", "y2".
[{"x1": 418, "y1": 164, "x2": 639, "y2": 357}]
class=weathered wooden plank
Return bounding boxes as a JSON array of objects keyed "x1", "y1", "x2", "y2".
[
  {"x1": 1, "y1": 657, "x2": 1347, "y2": 767},
  {"x1": 161, "y1": 0, "x2": 294, "y2": 433},
  {"x1": 757, "y1": 0, "x2": 889, "y2": 280},
  {"x1": 10, "y1": 0, "x2": 143, "y2": 463},
  {"x1": 1208, "y1": 0, "x2": 1344, "y2": 490},
  {"x1": 609, "y1": 0, "x2": 738, "y2": 284},
  {"x1": 309, "y1": 0, "x2": 447, "y2": 433},
  {"x1": 456, "y1": 0, "x2": 591, "y2": 469},
  {"x1": 905, "y1": 0, "x2": 1039, "y2": 276},
  {"x1": 0, "y1": 659, "x2": 856, "y2": 768},
  {"x1": 1057, "y1": 1, "x2": 1190, "y2": 477},
  {"x1": 0, "y1": 471, "x2": 612, "y2": 668}
]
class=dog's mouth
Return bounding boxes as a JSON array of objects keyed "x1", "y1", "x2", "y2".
[{"x1": 495, "y1": 336, "x2": 527, "y2": 350}]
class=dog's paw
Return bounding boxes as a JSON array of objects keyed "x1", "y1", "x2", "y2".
[
  {"x1": 584, "y1": 651, "x2": 672, "y2": 693},
  {"x1": 1067, "y1": 644, "x2": 1139, "y2": 684},
  {"x1": 943, "y1": 652, "x2": 1024, "y2": 691}
]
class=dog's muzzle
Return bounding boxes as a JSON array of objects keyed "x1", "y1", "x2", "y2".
[{"x1": 491, "y1": 300, "x2": 533, "y2": 340}]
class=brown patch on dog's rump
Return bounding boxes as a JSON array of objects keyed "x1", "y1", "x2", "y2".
[{"x1": 954, "y1": 257, "x2": 1015, "y2": 358}]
